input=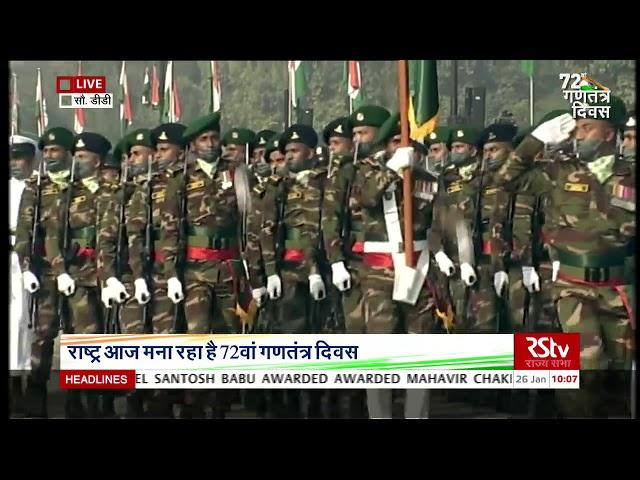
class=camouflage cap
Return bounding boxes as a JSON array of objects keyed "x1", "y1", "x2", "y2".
[
  {"x1": 127, "y1": 128, "x2": 153, "y2": 152},
  {"x1": 449, "y1": 125, "x2": 481, "y2": 147},
  {"x1": 478, "y1": 123, "x2": 517, "y2": 146},
  {"x1": 374, "y1": 112, "x2": 401, "y2": 145},
  {"x1": 73, "y1": 132, "x2": 112, "y2": 157},
  {"x1": 279, "y1": 124, "x2": 318, "y2": 153},
  {"x1": 38, "y1": 126, "x2": 75, "y2": 151},
  {"x1": 151, "y1": 123, "x2": 187, "y2": 148},
  {"x1": 424, "y1": 126, "x2": 452, "y2": 146},
  {"x1": 222, "y1": 128, "x2": 256, "y2": 147},
  {"x1": 350, "y1": 105, "x2": 391, "y2": 128},
  {"x1": 183, "y1": 112, "x2": 221, "y2": 143},
  {"x1": 10, "y1": 135, "x2": 37, "y2": 159},
  {"x1": 255, "y1": 129, "x2": 277, "y2": 147},
  {"x1": 322, "y1": 117, "x2": 353, "y2": 144},
  {"x1": 264, "y1": 132, "x2": 283, "y2": 161}
]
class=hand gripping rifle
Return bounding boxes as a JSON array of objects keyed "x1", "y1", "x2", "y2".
[{"x1": 172, "y1": 157, "x2": 189, "y2": 333}]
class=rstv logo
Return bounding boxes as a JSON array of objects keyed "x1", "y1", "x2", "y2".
[
  {"x1": 514, "y1": 333, "x2": 580, "y2": 370},
  {"x1": 527, "y1": 337, "x2": 569, "y2": 358}
]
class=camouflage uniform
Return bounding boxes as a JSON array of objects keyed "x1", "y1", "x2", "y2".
[{"x1": 497, "y1": 131, "x2": 635, "y2": 416}]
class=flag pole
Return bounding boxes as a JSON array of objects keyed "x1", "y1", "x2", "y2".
[
  {"x1": 529, "y1": 74, "x2": 534, "y2": 125},
  {"x1": 397, "y1": 60, "x2": 414, "y2": 267}
]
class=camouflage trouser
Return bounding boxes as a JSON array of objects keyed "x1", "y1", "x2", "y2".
[
  {"x1": 467, "y1": 262, "x2": 499, "y2": 333},
  {"x1": 30, "y1": 273, "x2": 60, "y2": 383},
  {"x1": 535, "y1": 261, "x2": 560, "y2": 332},
  {"x1": 272, "y1": 270, "x2": 321, "y2": 334},
  {"x1": 360, "y1": 264, "x2": 437, "y2": 334},
  {"x1": 553, "y1": 278, "x2": 634, "y2": 417},
  {"x1": 343, "y1": 259, "x2": 365, "y2": 334},
  {"x1": 506, "y1": 266, "x2": 525, "y2": 333}
]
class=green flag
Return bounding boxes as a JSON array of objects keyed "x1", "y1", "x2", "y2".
[
  {"x1": 408, "y1": 60, "x2": 439, "y2": 140},
  {"x1": 521, "y1": 60, "x2": 536, "y2": 77}
]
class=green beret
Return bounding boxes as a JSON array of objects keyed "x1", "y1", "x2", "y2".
[
  {"x1": 255, "y1": 130, "x2": 277, "y2": 147},
  {"x1": 479, "y1": 123, "x2": 517, "y2": 146},
  {"x1": 449, "y1": 125, "x2": 481, "y2": 147},
  {"x1": 264, "y1": 132, "x2": 283, "y2": 161},
  {"x1": 623, "y1": 110, "x2": 636, "y2": 130},
  {"x1": 151, "y1": 123, "x2": 187, "y2": 147},
  {"x1": 222, "y1": 128, "x2": 256, "y2": 147},
  {"x1": 375, "y1": 112, "x2": 401, "y2": 145},
  {"x1": 183, "y1": 113, "x2": 221, "y2": 143},
  {"x1": 101, "y1": 152, "x2": 121, "y2": 170},
  {"x1": 350, "y1": 105, "x2": 390, "y2": 128},
  {"x1": 127, "y1": 128, "x2": 153, "y2": 152},
  {"x1": 38, "y1": 127, "x2": 74, "y2": 151},
  {"x1": 322, "y1": 117, "x2": 353, "y2": 144},
  {"x1": 73, "y1": 132, "x2": 112, "y2": 157},
  {"x1": 279, "y1": 124, "x2": 318, "y2": 153},
  {"x1": 424, "y1": 126, "x2": 452, "y2": 146},
  {"x1": 111, "y1": 136, "x2": 129, "y2": 164}
]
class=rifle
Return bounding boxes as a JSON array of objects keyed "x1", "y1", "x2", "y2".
[
  {"x1": 141, "y1": 156, "x2": 154, "y2": 333},
  {"x1": 172, "y1": 157, "x2": 189, "y2": 333},
  {"x1": 463, "y1": 158, "x2": 485, "y2": 325},
  {"x1": 499, "y1": 191, "x2": 516, "y2": 333},
  {"x1": 57, "y1": 156, "x2": 76, "y2": 333},
  {"x1": 28, "y1": 158, "x2": 45, "y2": 330},
  {"x1": 523, "y1": 195, "x2": 543, "y2": 333},
  {"x1": 106, "y1": 162, "x2": 128, "y2": 334},
  {"x1": 312, "y1": 151, "x2": 329, "y2": 334}
]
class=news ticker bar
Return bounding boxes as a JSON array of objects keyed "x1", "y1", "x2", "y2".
[
  {"x1": 59, "y1": 93, "x2": 113, "y2": 109},
  {"x1": 60, "y1": 370, "x2": 580, "y2": 390}
]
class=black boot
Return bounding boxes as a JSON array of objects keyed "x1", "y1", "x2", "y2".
[
  {"x1": 65, "y1": 391, "x2": 85, "y2": 419},
  {"x1": 25, "y1": 377, "x2": 48, "y2": 418}
]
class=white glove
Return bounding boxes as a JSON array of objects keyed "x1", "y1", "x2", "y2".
[
  {"x1": 531, "y1": 113, "x2": 576, "y2": 146},
  {"x1": 101, "y1": 285, "x2": 113, "y2": 309},
  {"x1": 386, "y1": 146, "x2": 413, "y2": 174},
  {"x1": 331, "y1": 261, "x2": 351, "y2": 292},
  {"x1": 309, "y1": 274, "x2": 326, "y2": 301},
  {"x1": 134, "y1": 278, "x2": 151, "y2": 305},
  {"x1": 552, "y1": 261, "x2": 560, "y2": 282},
  {"x1": 434, "y1": 251, "x2": 455, "y2": 276},
  {"x1": 106, "y1": 277, "x2": 129, "y2": 304},
  {"x1": 252, "y1": 287, "x2": 267, "y2": 307},
  {"x1": 522, "y1": 266, "x2": 541, "y2": 293},
  {"x1": 167, "y1": 276, "x2": 184, "y2": 304},
  {"x1": 23, "y1": 271, "x2": 40, "y2": 293},
  {"x1": 267, "y1": 274, "x2": 282, "y2": 300},
  {"x1": 460, "y1": 262, "x2": 476, "y2": 286},
  {"x1": 493, "y1": 271, "x2": 509, "y2": 297},
  {"x1": 57, "y1": 273, "x2": 76, "y2": 296}
]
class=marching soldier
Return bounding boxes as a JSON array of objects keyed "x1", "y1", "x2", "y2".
[
  {"x1": 46, "y1": 131, "x2": 123, "y2": 417},
  {"x1": 260, "y1": 124, "x2": 329, "y2": 417},
  {"x1": 160, "y1": 114, "x2": 254, "y2": 418},
  {"x1": 495, "y1": 96, "x2": 634, "y2": 417},
  {"x1": 252, "y1": 129, "x2": 277, "y2": 165},
  {"x1": 425, "y1": 126, "x2": 451, "y2": 175},
  {"x1": 15, "y1": 127, "x2": 74, "y2": 417},
  {"x1": 98, "y1": 150, "x2": 122, "y2": 183},
  {"x1": 10, "y1": 135, "x2": 38, "y2": 415},
  {"x1": 126, "y1": 123, "x2": 186, "y2": 417}
]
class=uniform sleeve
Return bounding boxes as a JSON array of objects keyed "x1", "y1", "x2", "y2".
[
  {"x1": 97, "y1": 186, "x2": 121, "y2": 282},
  {"x1": 494, "y1": 135, "x2": 545, "y2": 187},
  {"x1": 159, "y1": 175, "x2": 181, "y2": 279},
  {"x1": 127, "y1": 183, "x2": 148, "y2": 280},
  {"x1": 489, "y1": 190, "x2": 510, "y2": 273},
  {"x1": 244, "y1": 189, "x2": 266, "y2": 288},
  {"x1": 322, "y1": 165, "x2": 351, "y2": 265},
  {"x1": 358, "y1": 162, "x2": 400, "y2": 208},
  {"x1": 15, "y1": 180, "x2": 36, "y2": 272},
  {"x1": 260, "y1": 183, "x2": 279, "y2": 278},
  {"x1": 427, "y1": 190, "x2": 446, "y2": 254}
]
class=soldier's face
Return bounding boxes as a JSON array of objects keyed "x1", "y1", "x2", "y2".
[
  {"x1": 574, "y1": 119, "x2": 615, "y2": 143},
  {"x1": 269, "y1": 150, "x2": 286, "y2": 168},
  {"x1": 285, "y1": 142, "x2": 314, "y2": 163},
  {"x1": 328, "y1": 137, "x2": 353, "y2": 155},
  {"x1": 429, "y1": 143, "x2": 448, "y2": 160},
  {"x1": 99, "y1": 168, "x2": 120, "y2": 183},
  {"x1": 253, "y1": 147, "x2": 266, "y2": 164},
  {"x1": 43, "y1": 145, "x2": 68, "y2": 162},
  {"x1": 10, "y1": 157, "x2": 33, "y2": 179},
  {"x1": 222, "y1": 144, "x2": 247, "y2": 164},
  {"x1": 73, "y1": 150, "x2": 100, "y2": 179},
  {"x1": 130, "y1": 145, "x2": 154, "y2": 175},
  {"x1": 155, "y1": 143, "x2": 183, "y2": 166},
  {"x1": 353, "y1": 126, "x2": 377, "y2": 144},
  {"x1": 193, "y1": 131, "x2": 220, "y2": 151},
  {"x1": 385, "y1": 134, "x2": 402, "y2": 157},
  {"x1": 451, "y1": 142, "x2": 476, "y2": 156},
  {"x1": 623, "y1": 129, "x2": 636, "y2": 151}
]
